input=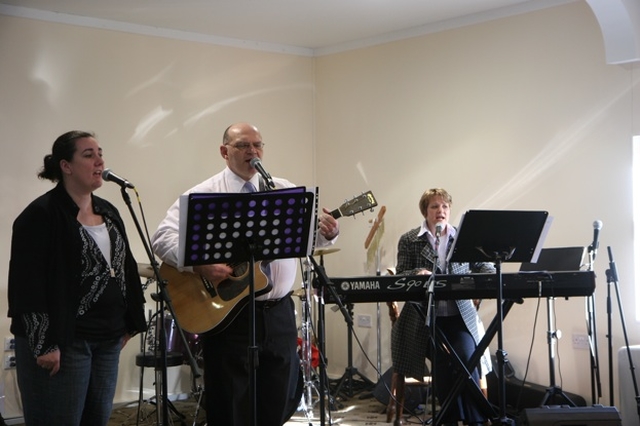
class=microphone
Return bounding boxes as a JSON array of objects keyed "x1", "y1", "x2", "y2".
[
  {"x1": 101, "y1": 168, "x2": 134, "y2": 189},
  {"x1": 590, "y1": 220, "x2": 603, "y2": 256},
  {"x1": 249, "y1": 158, "x2": 275, "y2": 190},
  {"x1": 435, "y1": 222, "x2": 445, "y2": 238}
]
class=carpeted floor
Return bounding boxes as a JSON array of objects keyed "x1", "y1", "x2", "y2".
[
  {"x1": 4, "y1": 377, "x2": 429, "y2": 425},
  {"x1": 105, "y1": 376, "x2": 432, "y2": 426},
  {"x1": 106, "y1": 391, "x2": 426, "y2": 426}
]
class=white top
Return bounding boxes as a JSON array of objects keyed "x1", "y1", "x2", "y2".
[{"x1": 83, "y1": 223, "x2": 111, "y2": 266}]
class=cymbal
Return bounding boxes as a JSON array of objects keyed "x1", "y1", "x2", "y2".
[
  {"x1": 312, "y1": 248, "x2": 340, "y2": 257},
  {"x1": 137, "y1": 263, "x2": 155, "y2": 279},
  {"x1": 292, "y1": 288, "x2": 307, "y2": 298}
]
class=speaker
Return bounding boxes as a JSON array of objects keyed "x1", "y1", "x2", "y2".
[
  {"x1": 486, "y1": 370, "x2": 587, "y2": 412},
  {"x1": 521, "y1": 405, "x2": 621, "y2": 426},
  {"x1": 486, "y1": 356, "x2": 586, "y2": 413}
]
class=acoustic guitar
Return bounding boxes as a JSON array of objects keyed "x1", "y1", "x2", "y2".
[{"x1": 161, "y1": 190, "x2": 377, "y2": 335}]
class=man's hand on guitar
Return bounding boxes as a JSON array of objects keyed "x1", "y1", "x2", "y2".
[
  {"x1": 319, "y1": 207, "x2": 339, "y2": 240},
  {"x1": 193, "y1": 263, "x2": 233, "y2": 283}
]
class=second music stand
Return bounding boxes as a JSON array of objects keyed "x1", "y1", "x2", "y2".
[
  {"x1": 180, "y1": 187, "x2": 317, "y2": 426},
  {"x1": 447, "y1": 209, "x2": 551, "y2": 426}
]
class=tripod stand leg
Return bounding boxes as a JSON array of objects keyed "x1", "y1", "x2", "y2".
[
  {"x1": 165, "y1": 399, "x2": 187, "y2": 425},
  {"x1": 191, "y1": 386, "x2": 205, "y2": 426},
  {"x1": 540, "y1": 386, "x2": 577, "y2": 407},
  {"x1": 331, "y1": 304, "x2": 375, "y2": 400}
]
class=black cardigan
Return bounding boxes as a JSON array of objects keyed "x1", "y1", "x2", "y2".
[{"x1": 8, "y1": 183, "x2": 147, "y2": 354}]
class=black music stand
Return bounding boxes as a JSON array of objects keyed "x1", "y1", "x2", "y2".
[
  {"x1": 447, "y1": 209, "x2": 550, "y2": 426},
  {"x1": 180, "y1": 187, "x2": 317, "y2": 426}
]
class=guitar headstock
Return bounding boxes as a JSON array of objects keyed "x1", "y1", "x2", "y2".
[{"x1": 331, "y1": 191, "x2": 378, "y2": 219}]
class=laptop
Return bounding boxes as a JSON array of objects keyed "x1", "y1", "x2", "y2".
[{"x1": 519, "y1": 246, "x2": 586, "y2": 272}]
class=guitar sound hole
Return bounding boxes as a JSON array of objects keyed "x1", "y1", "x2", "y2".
[{"x1": 217, "y1": 281, "x2": 245, "y2": 300}]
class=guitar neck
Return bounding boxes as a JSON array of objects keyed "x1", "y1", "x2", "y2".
[
  {"x1": 330, "y1": 208, "x2": 344, "y2": 219},
  {"x1": 329, "y1": 191, "x2": 378, "y2": 220}
]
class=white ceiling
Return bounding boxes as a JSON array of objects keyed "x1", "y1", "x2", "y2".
[{"x1": 0, "y1": 0, "x2": 578, "y2": 55}]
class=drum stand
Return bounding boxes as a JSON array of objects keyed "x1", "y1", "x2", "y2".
[
  {"x1": 134, "y1": 276, "x2": 204, "y2": 426},
  {"x1": 298, "y1": 259, "x2": 321, "y2": 423}
]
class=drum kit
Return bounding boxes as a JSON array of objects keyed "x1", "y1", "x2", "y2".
[
  {"x1": 135, "y1": 265, "x2": 205, "y2": 425},
  {"x1": 139, "y1": 264, "x2": 202, "y2": 364}
]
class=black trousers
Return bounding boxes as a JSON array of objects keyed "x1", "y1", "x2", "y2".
[
  {"x1": 202, "y1": 296, "x2": 300, "y2": 426},
  {"x1": 433, "y1": 314, "x2": 485, "y2": 424}
]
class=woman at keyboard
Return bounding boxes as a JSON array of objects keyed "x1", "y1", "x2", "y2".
[{"x1": 391, "y1": 188, "x2": 494, "y2": 426}]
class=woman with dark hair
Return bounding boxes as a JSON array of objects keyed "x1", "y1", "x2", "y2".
[{"x1": 7, "y1": 131, "x2": 147, "y2": 425}]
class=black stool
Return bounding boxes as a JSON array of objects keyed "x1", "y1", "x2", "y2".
[
  {"x1": 135, "y1": 351, "x2": 187, "y2": 425},
  {"x1": 136, "y1": 351, "x2": 184, "y2": 368}
]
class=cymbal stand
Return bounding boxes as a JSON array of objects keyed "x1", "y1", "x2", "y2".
[
  {"x1": 188, "y1": 366, "x2": 204, "y2": 425},
  {"x1": 187, "y1": 339, "x2": 204, "y2": 426},
  {"x1": 540, "y1": 296, "x2": 576, "y2": 406},
  {"x1": 136, "y1": 308, "x2": 154, "y2": 425},
  {"x1": 358, "y1": 247, "x2": 383, "y2": 401},
  {"x1": 309, "y1": 254, "x2": 352, "y2": 425},
  {"x1": 299, "y1": 258, "x2": 320, "y2": 423},
  {"x1": 375, "y1": 247, "x2": 382, "y2": 374}
]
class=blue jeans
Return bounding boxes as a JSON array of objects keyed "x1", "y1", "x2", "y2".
[{"x1": 15, "y1": 335, "x2": 122, "y2": 426}]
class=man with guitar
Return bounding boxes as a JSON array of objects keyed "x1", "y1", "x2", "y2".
[{"x1": 151, "y1": 122, "x2": 340, "y2": 426}]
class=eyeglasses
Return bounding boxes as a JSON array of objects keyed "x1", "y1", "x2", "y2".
[{"x1": 227, "y1": 142, "x2": 265, "y2": 151}]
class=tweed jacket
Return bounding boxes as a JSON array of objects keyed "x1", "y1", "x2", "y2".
[{"x1": 391, "y1": 226, "x2": 494, "y2": 380}]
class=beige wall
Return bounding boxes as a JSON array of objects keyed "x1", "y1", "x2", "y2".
[
  {"x1": 0, "y1": 14, "x2": 315, "y2": 418},
  {"x1": 314, "y1": 0, "x2": 639, "y2": 411},
  {"x1": 0, "y1": 0, "x2": 639, "y2": 421}
]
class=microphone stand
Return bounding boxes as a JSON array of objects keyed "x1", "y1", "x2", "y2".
[
  {"x1": 425, "y1": 238, "x2": 439, "y2": 426},
  {"x1": 605, "y1": 246, "x2": 640, "y2": 419},
  {"x1": 586, "y1": 243, "x2": 602, "y2": 404},
  {"x1": 117, "y1": 186, "x2": 201, "y2": 426}
]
